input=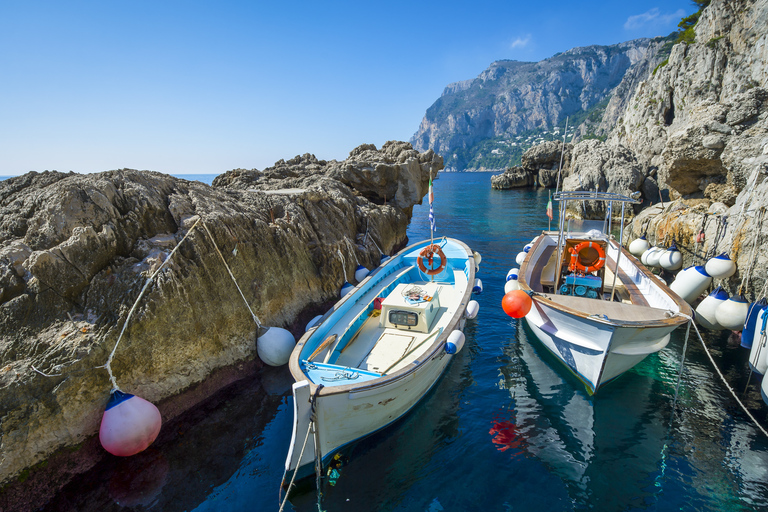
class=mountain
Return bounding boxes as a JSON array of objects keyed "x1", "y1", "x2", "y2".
[{"x1": 411, "y1": 37, "x2": 673, "y2": 171}]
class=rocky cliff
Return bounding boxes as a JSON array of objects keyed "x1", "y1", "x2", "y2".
[
  {"x1": 0, "y1": 141, "x2": 442, "y2": 490},
  {"x1": 411, "y1": 38, "x2": 672, "y2": 171}
]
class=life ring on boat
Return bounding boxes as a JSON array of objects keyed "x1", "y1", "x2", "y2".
[
  {"x1": 568, "y1": 241, "x2": 606, "y2": 273},
  {"x1": 417, "y1": 244, "x2": 447, "y2": 276}
]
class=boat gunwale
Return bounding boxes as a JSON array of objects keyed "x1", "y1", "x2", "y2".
[
  {"x1": 288, "y1": 237, "x2": 476, "y2": 398},
  {"x1": 518, "y1": 230, "x2": 692, "y2": 328}
]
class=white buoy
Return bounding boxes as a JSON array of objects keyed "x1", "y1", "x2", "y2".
[
  {"x1": 749, "y1": 307, "x2": 768, "y2": 374},
  {"x1": 473, "y1": 278, "x2": 483, "y2": 294},
  {"x1": 640, "y1": 246, "x2": 661, "y2": 266},
  {"x1": 473, "y1": 251, "x2": 482, "y2": 266},
  {"x1": 654, "y1": 274, "x2": 667, "y2": 285},
  {"x1": 465, "y1": 300, "x2": 480, "y2": 320},
  {"x1": 644, "y1": 246, "x2": 663, "y2": 268},
  {"x1": 669, "y1": 265, "x2": 712, "y2": 303},
  {"x1": 100, "y1": 390, "x2": 162, "y2": 457},
  {"x1": 505, "y1": 279, "x2": 520, "y2": 293},
  {"x1": 506, "y1": 268, "x2": 519, "y2": 282},
  {"x1": 444, "y1": 330, "x2": 466, "y2": 354},
  {"x1": 305, "y1": 315, "x2": 323, "y2": 332},
  {"x1": 628, "y1": 236, "x2": 650, "y2": 257},
  {"x1": 705, "y1": 253, "x2": 737, "y2": 279},
  {"x1": 695, "y1": 286, "x2": 729, "y2": 330},
  {"x1": 515, "y1": 251, "x2": 527, "y2": 265},
  {"x1": 761, "y1": 374, "x2": 768, "y2": 406},
  {"x1": 340, "y1": 281, "x2": 354, "y2": 297},
  {"x1": 257, "y1": 327, "x2": 296, "y2": 366},
  {"x1": 523, "y1": 243, "x2": 533, "y2": 253},
  {"x1": 354, "y1": 265, "x2": 369, "y2": 282},
  {"x1": 715, "y1": 294, "x2": 750, "y2": 331},
  {"x1": 659, "y1": 243, "x2": 683, "y2": 271}
]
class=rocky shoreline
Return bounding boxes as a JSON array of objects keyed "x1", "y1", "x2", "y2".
[{"x1": 0, "y1": 141, "x2": 442, "y2": 499}]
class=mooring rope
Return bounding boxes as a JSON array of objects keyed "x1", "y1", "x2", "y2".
[
  {"x1": 99, "y1": 217, "x2": 202, "y2": 391},
  {"x1": 278, "y1": 420, "x2": 314, "y2": 512},
  {"x1": 738, "y1": 207, "x2": 764, "y2": 296},
  {"x1": 676, "y1": 314, "x2": 768, "y2": 438},
  {"x1": 202, "y1": 221, "x2": 263, "y2": 329},
  {"x1": 337, "y1": 248, "x2": 347, "y2": 283}
]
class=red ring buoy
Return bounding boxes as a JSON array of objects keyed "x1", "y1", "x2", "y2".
[
  {"x1": 417, "y1": 244, "x2": 447, "y2": 276},
  {"x1": 568, "y1": 241, "x2": 606, "y2": 273}
]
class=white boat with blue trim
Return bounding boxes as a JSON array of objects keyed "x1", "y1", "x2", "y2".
[
  {"x1": 515, "y1": 191, "x2": 691, "y2": 394},
  {"x1": 283, "y1": 236, "x2": 479, "y2": 486}
]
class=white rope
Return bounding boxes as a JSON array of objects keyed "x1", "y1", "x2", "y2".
[
  {"x1": 202, "y1": 221, "x2": 263, "y2": 329},
  {"x1": 677, "y1": 314, "x2": 768, "y2": 438},
  {"x1": 100, "y1": 217, "x2": 202, "y2": 392},
  {"x1": 278, "y1": 420, "x2": 314, "y2": 512},
  {"x1": 337, "y1": 248, "x2": 347, "y2": 282},
  {"x1": 738, "y1": 208, "x2": 764, "y2": 295},
  {"x1": 344, "y1": 238, "x2": 359, "y2": 266}
]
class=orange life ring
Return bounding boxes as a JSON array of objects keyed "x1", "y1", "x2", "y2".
[
  {"x1": 417, "y1": 244, "x2": 447, "y2": 275},
  {"x1": 568, "y1": 241, "x2": 606, "y2": 273}
]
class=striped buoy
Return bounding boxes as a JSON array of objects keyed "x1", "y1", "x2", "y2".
[{"x1": 695, "y1": 286, "x2": 729, "y2": 330}]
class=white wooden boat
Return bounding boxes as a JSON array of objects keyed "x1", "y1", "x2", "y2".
[
  {"x1": 283, "y1": 237, "x2": 478, "y2": 485},
  {"x1": 516, "y1": 191, "x2": 691, "y2": 394}
]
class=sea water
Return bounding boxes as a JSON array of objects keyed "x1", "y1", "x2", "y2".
[{"x1": 31, "y1": 172, "x2": 768, "y2": 511}]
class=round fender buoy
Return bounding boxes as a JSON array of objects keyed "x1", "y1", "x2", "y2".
[
  {"x1": 715, "y1": 294, "x2": 750, "y2": 331},
  {"x1": 749, "y1": 307, "x2": 768, "y2": 374},
  {"x1": 705, "y1": 253, "x2": 737, "y2": 279},
  {"x1": 669, "y1": 265, "x2": 712, "y2": 303},
  {"x1": 505, "y1": 279, "x2": 520, "y2": 293},
  {"x1": 515, "y1": 251, "x2": 527, "y2": 266},
  {"x1": 445, "y1": 330, "x2": 466, "y2": 354},
  {"x1": 100, "y1": 390, "x2": 162, "y2": 457},
  {"x1": 305, "y1": 315, "x2": 323, "y2": 332},
  {"x1": 354, "y1": 265, "x2": 369, "y2": 282},
  {"x1": 257, "y1": 326, "x2": 296, "y2": 366},
  {"x1": 473, "y1": 278, "x2": 483, "y2": 294},
  {"x1": 659, "y1": 243, "x2": 683, "y2": 271},
  {"x1": 695, "y1": 286, "x2": 729, "y2": 330},
  {"x1": 502, "y1": 290, "x2": 532, "y2": 319},
  {"x1": 473, "y1": 251, "x2": 482, "y2": 266},
  {"x1": 644, "y1": 246, "x2": 663, "y2": 268},
  {"x1": 523, "y1": 243, "x2": 533, "y2": 253},
  {"x1": 340, "y1": 281, "x2": 354, "y2": 297},
  {"x1": 742, "y1": 298, "x2": 768, "y2": 349},
  {"x1": 506, "y1": 268, "x2": 519, "y2": 282},
  {"x1": 465, "y1": 300, "x2": 480, "y2": 320},
  {"x1": 629, "y1": 236, "x2": 650, "y2": 257}
]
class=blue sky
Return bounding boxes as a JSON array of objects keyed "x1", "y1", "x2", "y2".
[{"x1": 0, "y1": 1, "x2": 696, "y2": 175}]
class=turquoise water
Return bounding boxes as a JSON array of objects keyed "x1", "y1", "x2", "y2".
[{"x1": 29, "y1": 172, "x2": 768, "y2": 511}]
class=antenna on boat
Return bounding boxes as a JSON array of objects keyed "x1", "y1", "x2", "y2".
[
  {"x1": 554, "y1": 117, "x2": 568, "y2": 195},
  {"x1": 428, "y1": 169, "x2": 435, "y2": 246}
]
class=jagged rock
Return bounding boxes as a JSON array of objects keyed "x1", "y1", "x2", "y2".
[
  {"x1": 490, "y1": 167, "x2": 535, "y2": 189},
  {"x1": 0, "y1": 142, "x2": 440, "y2": 488}
]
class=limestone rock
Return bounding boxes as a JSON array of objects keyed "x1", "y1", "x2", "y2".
[{"x1": 490, "y1": 167, "x2": 535, "y2": 189}]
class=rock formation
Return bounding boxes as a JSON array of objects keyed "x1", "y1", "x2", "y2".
[{"x1": 0, "y1": 141, "x2": 441, "y2": 490}]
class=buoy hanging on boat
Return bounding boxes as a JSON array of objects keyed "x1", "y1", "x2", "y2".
[
  {"x1": 354, "y1": 265, "x2": 369, "y2": 282},
  {"x1": 761, "y1": 374, "x2": 768, "y2": 406},
  {"x1": 628, "y1": 236, "x2": 650, "y2": 257},
  {"x1": 741, "y1": 298, "x2": 768, "y2": 349},
  {"x1": 473, "y1": 278, "x2": 483, "y2": 294},
  {"x1": 341, "y1": 281, "x2": 354, "y2": 297},
  {"x1": 473, "y1": 251, "x2": 482, "y2": 266},
  {"x1": 695, "y1": 286, "x2": 729, "y2": 330},
  {"x1": 506, "y1": 268, "x2": 519, "y2": 282},
  {"x1": 505, "y1": 279, "x2": 520, "y2": 293},
  {"x1": 705, "y1": 253, "x2": 737, "y2": 279},
  {"x1": 669, "y1": 266, "x2": 712, "y2": 303},
  {"x1": 749, "y1": 308, "x2": 768, "y2": 374},
  {"x1": 659, "y1": 242, "x2": 683, "y2": 271},
  {"x1": 99, "y1": 390, "x2": 162, "y2": 457},
  {"x1": 523, "y1": 243, "x2": 533, "y2": 253},
  {"x1": 643, "y1": 246, "x2": 664, "y2": 268},
  {"x1": 257, "y1": 327, "x2": 296, "y2": 366},
  {"x1": 515, "y1": 251, "x2": 527, "y2": 265},
  {"x1": 445, "y1": 330, "x2": 466, "y2": 354},
  {"x1": 305, "y1": 315, "x2": 323, "y2": 332},
  {"x1": 464, "y1": 300, "x2": 480, "y2": 320},
  {"x1": 715, "y1": 294, "x2": 750, "y2": 331},
  {"x1": 502, "y1": 290, "x2": 532, "y2": 319}
]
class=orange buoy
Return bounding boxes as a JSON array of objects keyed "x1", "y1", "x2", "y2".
[{"x1": 502, "y1": 290, "x2": 532, "y2": 318}]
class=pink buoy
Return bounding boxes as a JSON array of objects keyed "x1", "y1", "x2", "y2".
[{"x1": 100, "y1": 390, "x2": 162, "y2": 457}]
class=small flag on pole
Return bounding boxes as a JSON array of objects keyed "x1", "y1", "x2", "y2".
[
  {"x1": 546, "y1": 193, "x2": 553, "y2": 221},
  {"x1": 428, "y1": 177, "x2": 436, "y2": 232}
]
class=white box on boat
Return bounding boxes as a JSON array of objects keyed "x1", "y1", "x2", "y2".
[{"x1": 380, "y1": 282, "x2": 441, "y2": 334}]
